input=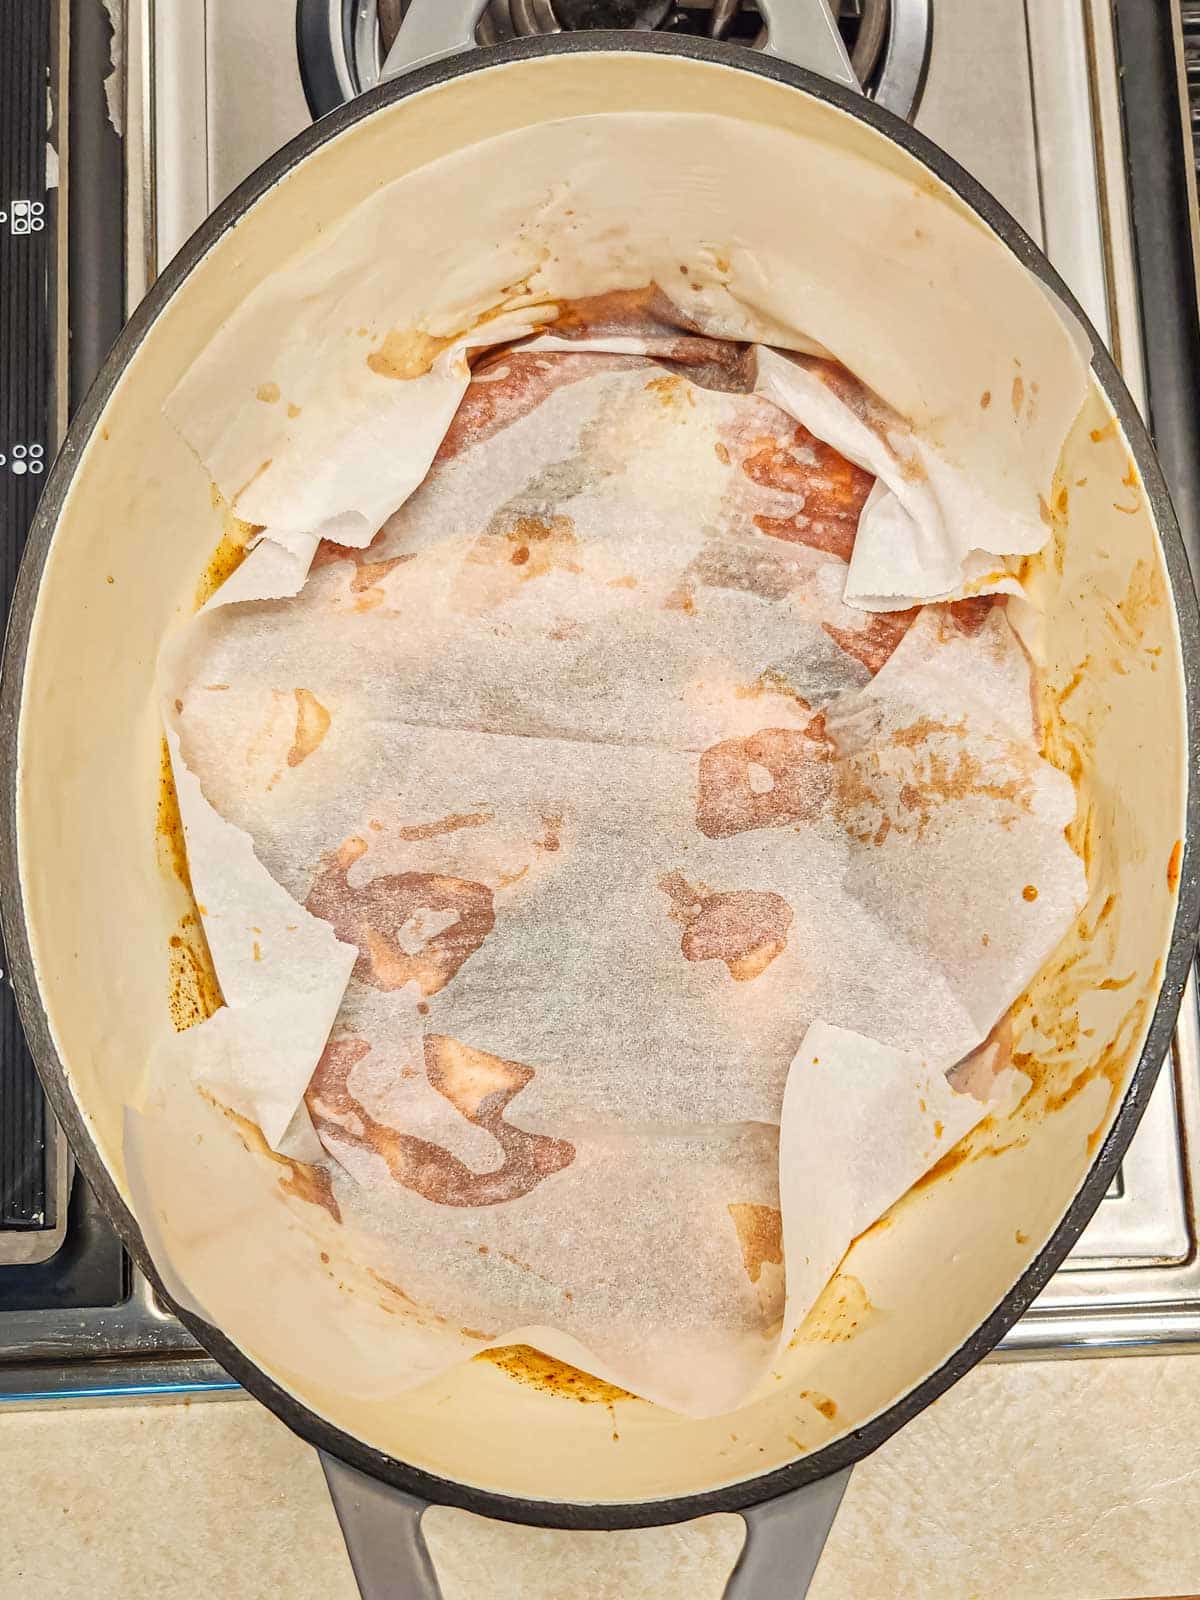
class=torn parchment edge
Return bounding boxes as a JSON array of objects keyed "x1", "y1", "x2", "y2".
[{"x1": 101, "y1": 0, "x2": 124, "y2": 138}]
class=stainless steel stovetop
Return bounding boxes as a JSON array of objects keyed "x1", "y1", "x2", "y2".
[{"x1": 3, "y1": 0, "x2": 1200, "y2": 1402}]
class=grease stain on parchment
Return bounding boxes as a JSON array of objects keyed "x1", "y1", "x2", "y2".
[{"x1": 727, "y1": 1203, "x2": 784, "y2": 1283}]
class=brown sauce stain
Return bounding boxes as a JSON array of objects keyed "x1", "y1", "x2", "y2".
[
  {"x1": 218, "y1": 1100, "x2": 342, "y2": 1225},
  {"x1": 369, "y1": 1271, "x2": 420, "y2": 1308},
  {"x1": 368, "y1": 289, "x2": 557, "y2": 384},
  {"x1": 306, "y1": 842, "x2": 495, "y2": 996},
  {"x1": 278, "y1": 1160, "x2": 341, "y2": 1222},
  {"x1": 457, "y1": 513, "x2": 581, "y2": 614},
  {"x1": 927, "y1": 946, "x2": 1158, "y2": 1189},
  {"x1": 897, "y1": 510, "x2": 1165, "y2": 1204},
  {"x1": 946, "y1": 594, "x2": 1006, "y2": 635},
  {"x1": 980, "y1": 390, "x2": 992, "y2": 410},
  {"x1": 156, "y1": 740, "x2": 192, "y2": 889},
  {"x1": 287, "y1": 688, "x2": 331, "y2": 768},
  {"x1": 1168, "y1": 839, "x2": 1184, "y2": 893},
  {"x1": 823, "y1": 609, "x2": 919, "y2": 677},
  {"x1": 311, "y1": 537, "x2": 416, "y2": 609},
  {"x1": 910, "y1": 1138, "x2": 975, "y2": 1193},
  {"x1": 194, "y1": 511, "x2": 258, "y2": 609},
  {"x1": 351, "y1": 558, "x2": 415, "y2": 609},
  {"x1": 1053, "y1": 658, "x2": 1090, "y2": 709},
  {"x1": 727, "y1": 1203, "x2": 784, "y2": 1282},
  {"x1": 799, "y1": 1390, "x2": 838, "y2": 1422},
  {"x1": 791, "y1": 1272, "x2": 873, "y2": 1347},
  {"x1": 1011, "y1": 375, "x2": 1025, "y2": 418},
  {"x1": 836, "y1": 722, "x2": 1033, "y2": 846},
  {"x1": 255, "y1": 382, "x2": 280, "y2": 404},
  {"x1": 1116, "y1": 558, "x2": 1166, "y2": 640},
  {"x1": 393, "y1": 811, "x2": 491, "y2": 843},
  {"x1": 660, "y1": 872, "x2": 793, "y2": 982},
  {"x1": 741, "y1": 423, "x2": 874, "y2": 561},
  {"x1": 161, "y1": 504, "x2": 265, "y2": 1033},
  {"x1": 167, "y1": 913, "x2": 223, "y2": 1033},
  {"x1": 231, "y1": 459, "x2": 272, "y2": 513},
  {"x1": 535, "y1": 811, "x2": 562, "y2": 853},
  {"x1": 888, "y1": 715, "x2": 968, "y2": 749},
  {"x1": 476, "y1": 1345, "x2": 633, "y2": 1405},
  {"x1": 547, "y1": 286, "x2": 757, "y2": 397},
  {"x1": 644, "y1": 373, "x2": 696, "y2": 410},
  {"x1": 850, "y1": 1212, "x2": 894, "y2": 1250},
  {"x1": 697, "y1": 722, "x2": 834, "y2": 839},
  {"x1": 367, "y1": 327, "x2": 460, "y2": 381},
  {"x1": 307, "y1": 1034, "x2": 575, "y2": 1208},
  {"x1": 1038, "y1": 991, "x2": 1150, "y2": 1140},
  {"x1": 551, "y1": 284, "x2": 671, "y2": 338},
  {"x1": 491, "y1": 1247, "x2": 561, "y2": 1288},
  {"x1": 734, "y1": 667, "x2": 812, "y2": 713},
  {"x1": 436, "y1": 348, "x2": 637, "y2": 467},
  {"x1": 662, "y1": 581, "x2": 698, "y2": 617}
]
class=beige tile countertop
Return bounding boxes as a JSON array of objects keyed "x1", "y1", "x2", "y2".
[{"x1": 4, "y1": 1355, "x2": 1200, "y2": 1600}]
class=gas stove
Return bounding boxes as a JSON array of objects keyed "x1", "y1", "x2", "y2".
[
  {"x1": 2, "y1": 0, "x2": 1200, "y2": 1402},
  {"x1": 293, "y1": 0, "x2": 929, "y2": 122}
]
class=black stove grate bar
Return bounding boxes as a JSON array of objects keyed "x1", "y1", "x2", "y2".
[
  {"x1": 0, "y1": 0, "x2": 53, "y2": 1233},
  {"x1": 1116, "y1": 0, "x2": 1200, "y2": 587},
  {"x1": 1180, "y1": 0, "x2": 1200, "y2": 160}
]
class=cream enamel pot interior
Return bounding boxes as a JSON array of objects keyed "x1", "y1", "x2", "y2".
[{"x1": 2, "y1": 25, "x2": 1199, "y2": 1600}]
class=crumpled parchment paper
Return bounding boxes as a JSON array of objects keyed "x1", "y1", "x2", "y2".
[{"x1": 128, "y1": 111, "x2": 1089, "y2": 1417}]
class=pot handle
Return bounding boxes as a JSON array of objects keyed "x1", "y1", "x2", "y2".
[
  {"x1": 322, "y1": 1449, "x2": 851, "y2": 1600},
  {"x1": 723, "y1": 1466, "x2": 852, "y2": 1598},
  {"x1": 380, "y1": 0, "x2": 859, "y2": 90},
  {"x1": 322, "y1": 1453, "x2": 443, "y2": 1598}
]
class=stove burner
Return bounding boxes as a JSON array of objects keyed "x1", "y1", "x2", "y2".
[
  {"x1": 541, "y1": 1, "x2": 676, "y2": 28},
  {"x1": 298, "y1": 0, "x2": 929, "y2": 123},
  {"x1": 470, "y1": 0, "x2": 886, "y2": 84}
]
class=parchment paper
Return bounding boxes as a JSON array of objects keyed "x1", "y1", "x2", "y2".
[
  {"x1": 166, "y1": 113, "x2": 1089, "y2": 605},
  {"x1": 128, "y1": 110, "x2": 1089, "y2": 1417}
]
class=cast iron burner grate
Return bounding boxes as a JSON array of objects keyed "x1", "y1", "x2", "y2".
[
  {"x1": 299, "y1": 0, "x2": 930, "y2": 123},
  {"x1": 463, "y1": 0, "x2": 888, "y2": 86}
]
